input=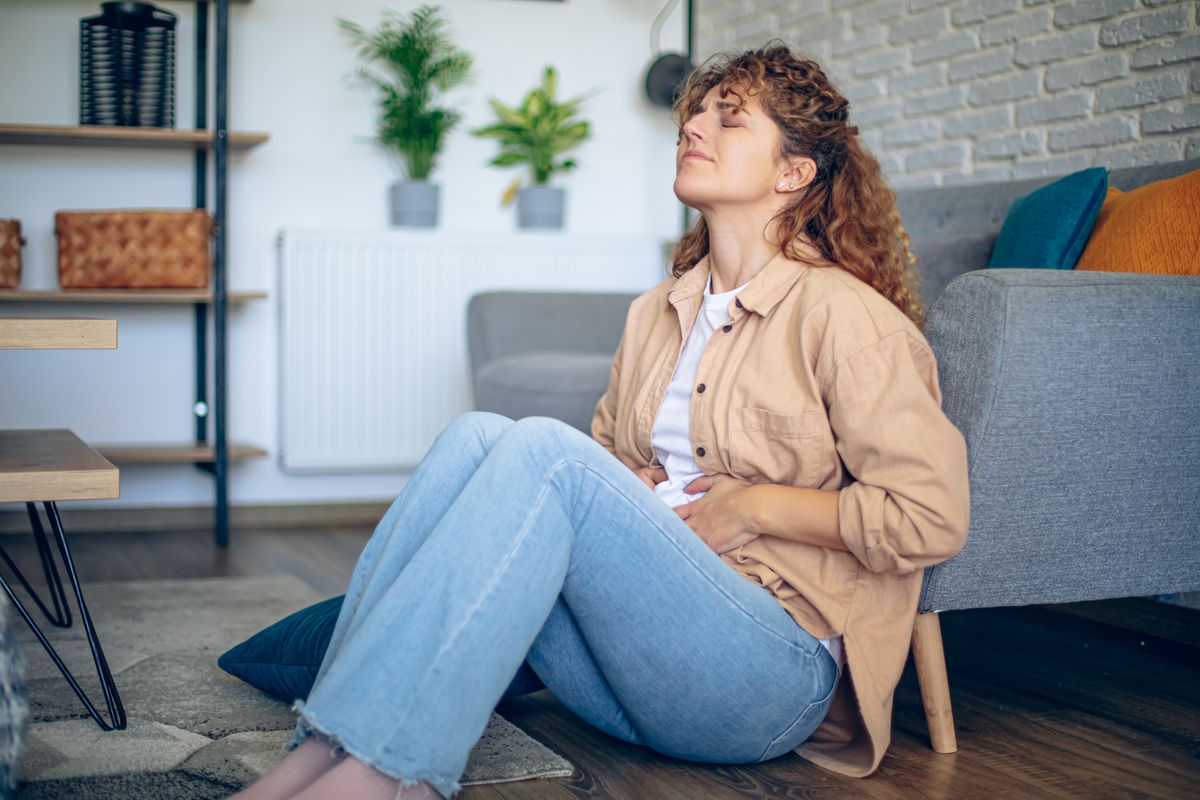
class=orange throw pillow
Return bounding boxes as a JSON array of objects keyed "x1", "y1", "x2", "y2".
[{"x1": 1074, "y1": 169, "x2": 1199, "y2": 275}]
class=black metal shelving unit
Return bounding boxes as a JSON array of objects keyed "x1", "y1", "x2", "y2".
[{"x1": 0, "y1": 0, "x2": 267, "y2": 549}]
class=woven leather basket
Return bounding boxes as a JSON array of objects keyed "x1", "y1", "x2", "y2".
[
  {"x1": 55, "y1": 209, "x2": 212, "y2": 289},
  {"x1": 0, "y1": 220, "x2": 23, "y2": 289}
]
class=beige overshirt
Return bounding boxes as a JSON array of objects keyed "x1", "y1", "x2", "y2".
[{"x1": 590, "y1": 247, "x2": 971, "y2": 777}]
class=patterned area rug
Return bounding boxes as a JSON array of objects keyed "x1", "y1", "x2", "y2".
[{"x1": 12, "y1": 575, "x2": 574, "y2": 798}]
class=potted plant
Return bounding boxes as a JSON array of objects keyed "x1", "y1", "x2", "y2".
[
  {"x1": 338, "y1": 5, "x2": 473, "y2": 227},
  {"x1": 471, "y1": 66, "x2": 596, "y2": 230}
]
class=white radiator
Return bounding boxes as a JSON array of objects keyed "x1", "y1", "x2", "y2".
[{"x1": 278, "y1": 229, "x2": 667, "y2": 472}]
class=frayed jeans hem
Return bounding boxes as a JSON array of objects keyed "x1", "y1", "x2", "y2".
[{"x1": 282, "y1": 699, "x2": 463, "y2": 799}]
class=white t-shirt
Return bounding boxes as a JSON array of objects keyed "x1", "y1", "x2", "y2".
[{"x1": 650, "y1": 271, "x2": 843, "y2": 666}]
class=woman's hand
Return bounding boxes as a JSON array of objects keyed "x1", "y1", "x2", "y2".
[
  {"x1": 675, "y1": 473, "x2": 761, "y2": 555},
  {"x1": 633, "y1": 465, "x2": 668, "y2": 491}
]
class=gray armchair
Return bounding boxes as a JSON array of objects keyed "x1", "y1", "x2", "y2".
[{"x1": 467, "y1": 291, "x2": 636, "y2": 435}]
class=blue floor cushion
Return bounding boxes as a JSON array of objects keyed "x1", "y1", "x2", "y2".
[
  {"x1": 218, "y1": 595, "x2": 344, "y2": 704},
  {"x1": 218, "y1": 594, "x2": 545, "y2": 704}
]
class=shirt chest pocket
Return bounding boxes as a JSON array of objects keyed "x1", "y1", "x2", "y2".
[{"x1": 729, "y1": 407, "x2": 829, "y2": 487}]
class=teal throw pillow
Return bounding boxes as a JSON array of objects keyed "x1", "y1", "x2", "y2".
[
  {"x1": 988, "y1": 166, "x2": 1109, "y2": 269},
  {"x1": 218, "y1": 594, "x2": 343, "y2": 703},
  {"x1": 218, "y1": 594, "x2": 545, "y2": 703}
]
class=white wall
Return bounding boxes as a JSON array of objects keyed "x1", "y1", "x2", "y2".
[{"x1": 0, "y1": 0, "x2": 689, "y2": 509}]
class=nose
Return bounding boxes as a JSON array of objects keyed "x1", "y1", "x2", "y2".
[{"x1": 680, "y1": 115, "x2": 706, "y2": 146}]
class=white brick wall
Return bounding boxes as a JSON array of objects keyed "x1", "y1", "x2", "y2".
[{"x1": 697, "y1": 0, "x2": 1200, "y2": 187}]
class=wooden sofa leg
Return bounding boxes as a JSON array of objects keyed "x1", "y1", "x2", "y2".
[{"x1": 912, "y1": 611, "x2": 957, "y2": 754}]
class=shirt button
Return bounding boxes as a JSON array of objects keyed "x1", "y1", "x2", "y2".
[
  {"x1": 696, "y1": 446, "x2": 706, "y2": 457},
  {"x1": 722, "y1": 324, "x2": 732, "y2": 333},
  {"x1": 696, "y1": 383, "x2": 706, "y2": 393}
]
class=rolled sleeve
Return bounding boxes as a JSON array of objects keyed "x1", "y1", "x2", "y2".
[{"x1": 828, "y1": 331, "x2": 971, "y2": 575}]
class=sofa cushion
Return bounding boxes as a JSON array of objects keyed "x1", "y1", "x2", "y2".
[
  {"x1": 1074, "y1": 169, "x2": 1200, "y2": 276},
  {"x1": 474, "y1": 351, "x2": 613, "y2": 435},
  {"x1": 988, "y1": 167, "x2": 1108, "y2": 269},
  {"x1": 910, "y1": 233, "x2": 997, "y2": 308}
]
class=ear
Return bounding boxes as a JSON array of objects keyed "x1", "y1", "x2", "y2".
[{"x1": 776, "y1": 156, "x2": 817, "y2": 193}]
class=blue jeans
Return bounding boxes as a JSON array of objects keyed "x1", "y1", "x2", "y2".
[{"x1": 284, "y1": 412, "x2": 838, "y2": 799}]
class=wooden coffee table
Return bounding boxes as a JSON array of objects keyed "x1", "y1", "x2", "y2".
[{"x1": 0, "y1": 317, "x2": 126, "y2": 730}]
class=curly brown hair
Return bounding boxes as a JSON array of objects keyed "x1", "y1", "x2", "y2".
[{"x1": 672, "y1": 41, "x2": 927, "y2": 329}]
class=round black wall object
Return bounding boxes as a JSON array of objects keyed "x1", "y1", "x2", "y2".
[{"x1": 644, "y1": 52, "x2": 691, "y2": 108}]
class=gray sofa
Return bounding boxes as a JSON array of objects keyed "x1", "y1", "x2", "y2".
[{"x1": 467, "y1": 158, "x2": 1200, "y2": 753}]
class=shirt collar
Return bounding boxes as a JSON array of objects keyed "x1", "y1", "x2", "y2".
[{"x1": 667, "y1": 247, "x2": 813, "y2": 318}]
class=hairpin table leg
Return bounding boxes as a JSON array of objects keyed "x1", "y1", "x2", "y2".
[
  {"x1": 0, "y1": 501, "x2": 126, "y2": 730},
  {"x1": 0, "y1": 503, "x2": 72, "y2": 628}
]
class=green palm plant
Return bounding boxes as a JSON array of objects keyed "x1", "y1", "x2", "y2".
[
  {"x1": 471, "y1": 66, "x2": 597, "y2": 205},
  {"x1": 338, "y1": 5, "x2": 473, "y2": 180}
]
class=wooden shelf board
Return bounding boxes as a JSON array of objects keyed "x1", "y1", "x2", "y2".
[
  {"x1": 0, "y1": 317, "x2": 116, "y2": 349},
  {"x1": 0, "y1": 289, "x2": 268, "y2": 305},
  {"x1": 0, "y1": 123, "x2": 268, "y2": 151},
  {"x1": 96, "y1": 443, "x2": 269, "y2": 465},
  {"x1": 0, "y1": 429, "x2": 119, "y2": 503}
]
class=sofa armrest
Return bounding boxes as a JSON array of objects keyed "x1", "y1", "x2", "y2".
[{"x1": 919, "y1": 268, "x2": 1200, "y2": 612}]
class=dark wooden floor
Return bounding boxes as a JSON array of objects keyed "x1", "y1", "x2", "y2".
[{"x1": 1, "y1": 527, "x2": 1197, "y2": 799}]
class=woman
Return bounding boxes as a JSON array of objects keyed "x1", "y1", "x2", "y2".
[{"x1": 232, "y1": 42, "x2": 970, "y2": 800}]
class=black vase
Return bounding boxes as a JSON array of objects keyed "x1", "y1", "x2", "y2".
[{"x1": 80, "y1": 1, "x2": 176, "y2": 128}]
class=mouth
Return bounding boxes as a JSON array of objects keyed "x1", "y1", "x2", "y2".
[{"x1": 683, "y1": 150, "x2": 711, "y2": 161}]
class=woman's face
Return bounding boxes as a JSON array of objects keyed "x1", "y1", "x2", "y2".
[{"x1": 673, "y1": 84, "x2": 793, "y2": 213}]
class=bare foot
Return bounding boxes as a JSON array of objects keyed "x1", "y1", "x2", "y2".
[
  {"x1": 289, "y1": 753, "x2": 442, "y2": 800},
  {"x1": 228, "y1": 738, "x2": 343, "y2": 800}
]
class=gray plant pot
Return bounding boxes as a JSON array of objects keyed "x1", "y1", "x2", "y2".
[
  {"x1": 390, "y1": 180, "x2": 440, "y2": 228},
  {"x1": 516, "y1": 186, "x2": 565, "y2": 230}
]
